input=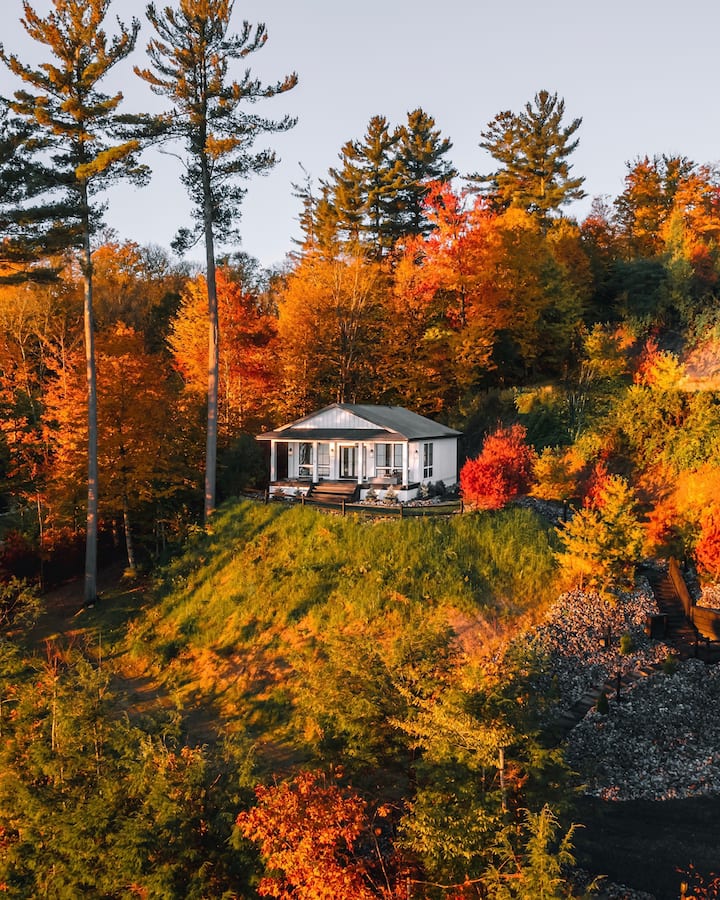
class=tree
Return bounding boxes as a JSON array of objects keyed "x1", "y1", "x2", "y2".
[
  {"x1": 613, "y1": 155, "x2": 695, "y2": 258},
  {"x1": 473, "y1": 90, "x2": 585, "y2": 222},
  {"x1": 482, "y1": 805, "x2": 591, "y2": 900},
  {"x1": 1, "y1": 0, "x2": 145, "y2": 603},
  {"x1": 168, "y1": 266, "x2": 277, "y2": 436},
  {"x1": 275, "y1": 253, "x2": 387, "y2": 416},
  {"x1": 392, "y1": 107, "x2": 456, "y2": 239},
  {"x1": 135, "y1": 0, "x2": 297, "y2": 522},
  {"x1": 556, "y1": 472, "x2": 644, "y2": 594},
  {"x1": 460, "y1": 424, "x2": 536, "y2": 510},
  {"x1": 316, "y1": 110, "x2": 455, "y2": 256},
  {"x1": 324, "y1": 115, "x2": 404, "y2": 258},
  {"x1": 695, "y1": 504, "x2": 720, "y2": 581},
  {"x1": 236, "y1": 770, "x2": 385, "y2": 900},
  {"x1": 0, "y1": 103, "x2": 65, "y2": 285}
]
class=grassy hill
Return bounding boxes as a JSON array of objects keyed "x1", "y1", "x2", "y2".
[{"x1": 125, "y1": 500, "x2": 558, "y2": 757}]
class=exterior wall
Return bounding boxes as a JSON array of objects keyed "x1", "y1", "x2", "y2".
[{"x1": 407, "y1": 438, "x2": 458, "y2": 486}]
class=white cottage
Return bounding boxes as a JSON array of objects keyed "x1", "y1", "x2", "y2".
[{"x1": 257, "y1": 403, "x2": 462, "y2": 502}]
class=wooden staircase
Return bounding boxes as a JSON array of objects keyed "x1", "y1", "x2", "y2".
[
  {"x1": 305, "y1": 481, "x2": 359, "y2": 505},
  {"x1": 643, "y1": 562, "x2": 720, "y2": 662}
]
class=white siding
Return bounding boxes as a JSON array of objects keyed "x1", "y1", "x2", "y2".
[
  {"x1": 293, "y1": 408, "x2": 378, "y2": 430},
  {"x1": 408, "y1": 438, "x2": 458, "y2": 486}
]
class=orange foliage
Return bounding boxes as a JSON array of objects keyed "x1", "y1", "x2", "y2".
[
  {"x1": 695, "y1": 505, "x2": 720, "y2": 580},
  {"x1": 169, "y1": 267, "x2": 277, "y2": 432},
  {"x1": 236, "y1": 769, "x2": 392, "y2": 900},
  {"x1": 460, "y1": 424, "x2": 536, "y2": 510},
  {"x1": 634, "y1": 338, "x2": 684, "y2": 389}
]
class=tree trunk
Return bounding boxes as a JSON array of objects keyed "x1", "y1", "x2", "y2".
[
  {"x1": 201, "y1": 153, "x2": 219, "y2": 523},
  {"x1": 122, "y1": 498, "x2": 136, "y2": 571},
  {"x1": 81, "y1": 185, "x2": 98, "y2": 604}
]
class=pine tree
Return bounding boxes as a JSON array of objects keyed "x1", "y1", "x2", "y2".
[
  {"x1": 394, "y1": 107, "x2": 456, "y2": 238},
  {"x1": 135, "y1": 0, "x2": 297, "y2": 522},
  {"x1": 1, "y1": 0, "x2": 144, "y2": 603},
  {"x1": 473, "y1": 90, "x2": 585, "y2": 222},
  {"x1": 0, "y1": 103, "x2": 62, "y2": 285},
  {"x1": 324, "y1": 115, "x2": 403, "y2": 258}
]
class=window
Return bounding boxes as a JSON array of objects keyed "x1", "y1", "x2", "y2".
[
  {"x1": 317, "y1": 443, "x2": 330, "y2": 477},
  {"x1": 298, "y1": 442, "x2": 313, "y2": 478},
  {"x1": 423, "y1": 442, "x2": 433, "y2": 479},
  {"x1": 375, "y1": 442, "x2": 403, "y2": 476}
]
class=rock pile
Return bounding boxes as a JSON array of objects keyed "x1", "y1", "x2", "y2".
[
  {"x1": 566, "y1": 660, "x2": 720, "y2": 801},
  {"x1": 527, "y1": 581, "x2": 670, "y2": 713}
]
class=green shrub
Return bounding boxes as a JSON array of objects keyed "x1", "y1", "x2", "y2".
[{"x1": 596, "y1": 691, "x2": 609, "y2": 715}]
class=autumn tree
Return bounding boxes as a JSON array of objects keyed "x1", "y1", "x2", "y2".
[
  {"x1": 694, "y1": 504, "x2": 720, "y2": 581},
  {"x1": 473, "y1": 90, "x2": 585, "y2": 223},
  {"x1": 460, "y1": 424, "x2": 536, "y2": 510},
  {"x1": 168, "y1": 266, "x2": 277, "y2": 436},
  {"x1": 135, "y1": 0, "x2": 297, "y2": 522},
  {"x1": 556, "y1": 472, "x2": 644, "y2": 594},
  {"x1": 1, "y1": 0, "x2": 143, "y2": 602},
  {"x1": 236, "y1": 770, "x2": 389, "y2": 900},
  {"x1": 275, "y1": 253, "x2": 387, "y2": 416},
  {"x1": 532, "y1": 446, "x2": 585, "y2": 518},
  {"x1": 613, "y1": 155, "x2": 696, "y2": 258}
]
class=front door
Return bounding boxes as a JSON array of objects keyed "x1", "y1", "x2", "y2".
[{"x1": 339, "y1": 445, "x2": 357, "y2": 479}]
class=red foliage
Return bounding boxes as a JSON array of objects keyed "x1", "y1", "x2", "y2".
[
  {"x1": 460, "y1": 424, "x2": 536, "y2": 510},
  {"x1": 236, "y1": 769, "x2": 396, "y2": 899},
  {"x1": 695, "y1": 506, "x2": 720, "y2": 580},
  {"x1": 583, "y1": 461, "x2": 611, "y2": 509}
]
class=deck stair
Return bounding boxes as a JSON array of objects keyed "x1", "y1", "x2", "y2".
[{"x1": 305, "y1": 481, "x2": 359, "y2": 505}]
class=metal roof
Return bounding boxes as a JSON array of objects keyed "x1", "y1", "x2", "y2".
[{"x1": 257, "y1": 404, "x2": 462, "y2": 442}]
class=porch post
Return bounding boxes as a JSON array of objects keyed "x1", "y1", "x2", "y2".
[
  {"x1": 403, "y1": 442, "x2": 409, "y2": 486},
  {"x1": 312, "y1": 440, "x2": 318, "y2": 482},
  {"x1": 270, "y1": 440, "x2": 277, "y2": 483},
  {"x1": 357, "y1": 443, "x2": 363, "y2": 486}
]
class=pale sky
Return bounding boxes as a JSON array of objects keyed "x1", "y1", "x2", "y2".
[{"x1": 1, "y1": 0, "x2": 719, "y2": 270}]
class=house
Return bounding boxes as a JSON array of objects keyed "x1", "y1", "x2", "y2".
[{"x1": 256, "y1": 403, "x2": 462, "y2": 502}]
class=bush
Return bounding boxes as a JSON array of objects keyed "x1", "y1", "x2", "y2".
[
  {"x1": 0, "y1": 578, "x2": 43, "y2": 631},
  {"x1": 460, "y1": 424, "x2": 536, "y2": 510}
]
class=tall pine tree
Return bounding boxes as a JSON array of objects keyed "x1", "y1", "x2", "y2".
[
  {"x1": 135, "y1": 0, "x2": 297, "y2": 522},
  {"x1": 473, "y1": 90, "x2": 585, "y2": 223},
  {"x1": 394, "y1": 107, "x2": 456, "y2": 239},
  {"x1": 1, "y1": 0, "x2": 144, "y2": 603}
]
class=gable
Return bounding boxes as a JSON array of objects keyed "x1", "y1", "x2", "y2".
[{"x1": 290, "y1": 406, "x2": 383, "y2": 432}]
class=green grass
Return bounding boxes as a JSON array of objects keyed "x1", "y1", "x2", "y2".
[{"x1": 125, "y1": 500, "x2": 559, "y2": 735}]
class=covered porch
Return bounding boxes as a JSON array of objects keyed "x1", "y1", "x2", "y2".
[{"x1": 264, "y1": 435, "x2": 412, "y2": 500}]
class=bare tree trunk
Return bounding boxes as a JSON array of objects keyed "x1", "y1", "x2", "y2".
[
  {"x1": 122, "y1": 499, "x2": 136, "y2": 571},
  {"x1": 202, "y1": 154, "x2": 219, "y2": 523},
  {"x1": 81, "y1": 185, "x2": 98, "y2": 604}
]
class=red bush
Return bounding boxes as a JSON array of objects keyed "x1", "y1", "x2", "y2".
[{"x1": 460, "y1": 424, "x2": 536, "y2": 510}]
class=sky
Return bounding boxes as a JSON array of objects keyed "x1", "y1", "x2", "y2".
[{"x1": 1, "y1": 0, "x2": 719, "y2": 271}]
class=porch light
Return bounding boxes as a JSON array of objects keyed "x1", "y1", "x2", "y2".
[
  {"x1": 369, "y1": 447, "x2": 373, "y2": 455},
  {"x1": 288, "y1": 446, "x2": 293, "y2": 454}
]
